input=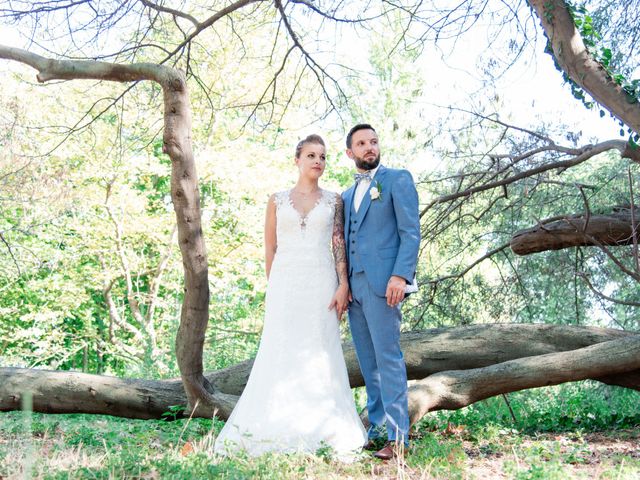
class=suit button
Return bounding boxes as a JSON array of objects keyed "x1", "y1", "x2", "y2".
[
  {"x1": 351, "y1": 240, "x2": 355, "y2": 243},
  {"x1": 350, "y1": 230, "x2": 355, "y2": 233},
  {"x1": 351, "y1": 251, "x2": 355, "y2": 254}
]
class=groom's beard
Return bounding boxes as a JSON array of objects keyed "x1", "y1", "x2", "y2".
[{"x1": 354, "y1": 153, "x2": 381, "y2": 171}]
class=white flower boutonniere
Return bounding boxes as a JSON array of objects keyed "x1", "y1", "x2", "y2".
[{"x1": 369, "y1": 182, "x2": 382, "y2": 201}]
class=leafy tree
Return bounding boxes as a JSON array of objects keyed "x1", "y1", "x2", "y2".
[{"x1": 0, "y1": 0, "x2": 639, "y2": 422}]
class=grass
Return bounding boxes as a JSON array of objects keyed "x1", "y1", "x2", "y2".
[{"x1": 1, "y1": 381, "x2": 639, "y2": 479}]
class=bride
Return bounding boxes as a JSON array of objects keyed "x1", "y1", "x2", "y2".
[{"x1": 214, "y1": 134, "x2": 367, "y2": 458}]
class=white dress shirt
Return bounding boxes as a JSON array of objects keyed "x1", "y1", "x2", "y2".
[{"x1": 353, "y1": 165, "x2": 380, "y2": 212}]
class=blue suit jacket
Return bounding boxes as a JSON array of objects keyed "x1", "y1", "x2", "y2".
[{"x1": 342, "y1": 165, "x2": 420, "y2": 297}]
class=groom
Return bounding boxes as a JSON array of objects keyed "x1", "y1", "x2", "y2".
[{"x1": 342, "y1": 124, "x2": 420, "y2": 460}]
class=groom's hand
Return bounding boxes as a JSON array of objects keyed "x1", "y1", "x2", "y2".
[{"x1": 386, "y1": 275, "x2": 406, "y2": 307}]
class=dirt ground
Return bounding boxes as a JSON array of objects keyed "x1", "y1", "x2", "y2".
[
  {"x1": 367, "y1": 428, "x2": 640, "y2": 479},
  {"x1": 463, "y1": 429, "x2": 640, "y2": 479}
]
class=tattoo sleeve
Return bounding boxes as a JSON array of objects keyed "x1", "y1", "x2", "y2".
[{"x1": 332, "y1": 194, "x2": 348, "y2": 285}]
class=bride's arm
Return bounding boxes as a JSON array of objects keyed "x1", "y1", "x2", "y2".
[
  {"x1": 332, "y1": 194, "x2": 348, "y2": 286},
  {"x1": 264, "y1": 194, "x2": 277, "y2": 279},
  {"x1": 329, "y1": 194, "x2": 349, "y2": 319}
]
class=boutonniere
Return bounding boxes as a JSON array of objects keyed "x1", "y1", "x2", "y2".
[{"x1": 369, "y1": 182, "x2": 382, "y2": 201}]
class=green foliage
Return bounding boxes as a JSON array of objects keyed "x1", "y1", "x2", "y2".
[
  {"x1": 161, "y1": 405, "x2": 187, "y2": 422},
  {"x1": 322, "y1": 160, "x2": 354, "y2": 189},
  {"x1": 407, "y1": 434, "x2": 467, "y2": 476}
]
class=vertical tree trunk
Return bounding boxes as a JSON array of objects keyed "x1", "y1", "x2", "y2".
[
  {"x1": 160, "y1": 70, "x2": 216, "y2": 417},
  {"x1": 0, "y1": 46, "x2": 237, "y2": 418},
  {"x1": 528, "y1": 0, "x2": 640, "y2": 134}
]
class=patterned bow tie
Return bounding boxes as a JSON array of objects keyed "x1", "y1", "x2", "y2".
[{"x1": 353, "y1": 172, "x2": 373, "y2": 183}]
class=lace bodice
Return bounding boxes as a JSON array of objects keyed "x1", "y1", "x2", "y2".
[{"x1": 273, "y1": 189, "x2": 339, "y2": 267}]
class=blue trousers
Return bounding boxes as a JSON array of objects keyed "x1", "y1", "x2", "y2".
[{"x1": 348, "y1": 271, "x2": 409, "y2": 445}]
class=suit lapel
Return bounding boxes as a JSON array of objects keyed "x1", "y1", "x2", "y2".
[
  {"x1": 357, "y1": 165, "x2": 387, "y2": 222},
  {"x1": 343, "y1": 184, "x2": 356, "y2": 230}
]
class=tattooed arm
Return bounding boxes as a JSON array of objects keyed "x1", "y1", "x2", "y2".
[
  {"x1": 328, "y1": 193, "x2": 349, "y2": 319},
  {"x1": 331, "y1": 194, "x2": 348, "y2": 286}
]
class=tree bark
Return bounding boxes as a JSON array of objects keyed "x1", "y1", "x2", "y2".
[
  {"x1": 408, "y1": 334, "x2": 640, "y2": 425},
  {"x1": 2, "y1": 325, "x2": 638, "y2": 423},
  {"x1": 511, "y1": 210, "x2": 639, "y2": 255},
  {"x1": 0, "y1": 45, "x2": 231, "y2": 419},
  {"x1": 528, "y1": 0, "x2": 640, "y2": 135},
  {"x1": 208, "y1": 324, "x2": 637, "y2": 394},
  {"x1": 0, "y1": 368, "x2": 187, "y2": 419}
]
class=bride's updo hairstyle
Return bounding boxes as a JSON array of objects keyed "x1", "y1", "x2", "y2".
[{"x1": 295, "y1": 134, "x2": 325, "y2": 158}]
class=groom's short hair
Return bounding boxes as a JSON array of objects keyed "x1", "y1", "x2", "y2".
[{"x1": 346, "y1": 124, "x2": 376, "y2": 149}]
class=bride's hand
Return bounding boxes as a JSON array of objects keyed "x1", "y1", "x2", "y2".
[{"x1": 329, "y1": 283, "x2": 350, "y2": 320}]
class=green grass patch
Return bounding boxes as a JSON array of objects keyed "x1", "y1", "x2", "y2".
[{"x1": 1, "y1": 381, "x2": 639, "y2": 478}]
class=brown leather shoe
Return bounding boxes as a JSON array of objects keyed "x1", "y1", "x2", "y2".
[{"x1": 373, "y1": 441, "x2": 405, "y2": 461}]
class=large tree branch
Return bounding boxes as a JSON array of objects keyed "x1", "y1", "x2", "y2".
[
  {"x1": 529, "y1": 0, "x2": 640, "y2": 134},
  {"x1": 408, "y1": 334, "x2": 640, "y2": 424},
  {"x1": 0, "y1": 45, "x2": 167, "y2": 83},
  {"x1": 209, "y1": 324, "x2": 639, "y2": 396},
  {"x1": 511, "y1": 209, "x2": 640, "y2": 255}
]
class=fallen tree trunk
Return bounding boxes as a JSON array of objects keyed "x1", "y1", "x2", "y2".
[
  {"x1": 408, "y1": 334, "x2": 640, "y2": 424},
  {"x1": 511, "y1": 210, "x2": 639, "y2": 255},
  {"x1": 209, "y1": 324, "x2": 636, "y2": 394},
  {"x1": 1, "y1": 325, "x2": 638, "y2": 422},
  {"x1": 0, "y1": 369, "x2": 187, "y2": 419}
]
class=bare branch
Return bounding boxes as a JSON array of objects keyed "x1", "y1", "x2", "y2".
[
  {"x1": 146, "y1": 225, "x2": 178, "y2": 326},
  {"x1": 592, "y1": 241, "x2": 640, "y2": 283},
  {"x1": 428, "y1": 243, "x2": 510, "y2": 284},
  {"x1": 421, "y1": 140, "x2": 627, "y2": 217},
  {"x1": 0, "y1": 232, "x2": 21, "y2": 276},
  {"x1": 139, "y1": 0, "x2": 199, "y2": 28},
  {"x1": 158, "y1": 0, "x2": 265, "y2": 65},
  {"x1": 273, "y1": 0, "x2": 347, "y2": 116},
  {"x1": 578, "y1": 273, "x2": 640, "y2": 308},
  {"x1": 289, "y1": 0, "x2": 380, "y2": 23}
]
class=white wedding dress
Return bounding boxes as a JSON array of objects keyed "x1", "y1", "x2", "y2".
[{"x1": 214, "y1": 189, "x2": 366, "y2": 459}]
